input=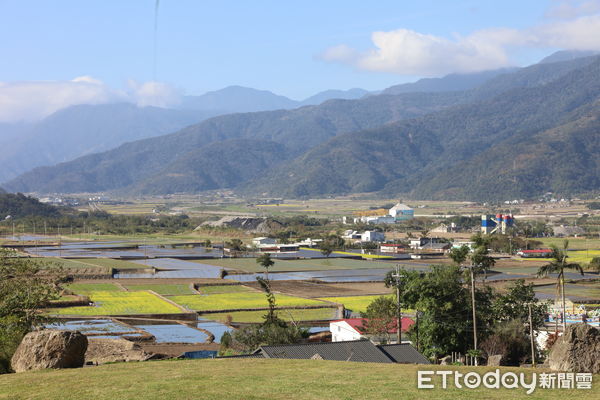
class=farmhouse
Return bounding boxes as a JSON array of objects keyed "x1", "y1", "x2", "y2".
[
  {"x1": 409, "y1": 237, "x2": 446, "y2": 250},
  {"x1": 330, "y1": 318, "x2": 414, "y2": 343}
]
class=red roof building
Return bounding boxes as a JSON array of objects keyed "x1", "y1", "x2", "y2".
[{"x1": 330, "y1": 318, "x2": 415, "y2": 343}]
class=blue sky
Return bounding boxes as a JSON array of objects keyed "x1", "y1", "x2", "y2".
[{"x1": 1, "y1": 0, "x2": 599, "y2": 121}]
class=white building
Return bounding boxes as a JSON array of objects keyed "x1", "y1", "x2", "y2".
[
  {"x1": 361, "y1": 231, "x2": 385, "y2": 242},
  {"x1": 389, "y1": 203, "x2": 414, "y2": 221},
  {"x1": 252, "y1": 237, "x2": 276, "y2": 246},
  {"x1": 330, "y1": 318, "x2": 414, "y2": 343},
  {"x1": 361, "y1": 215, "x2": 396, "y2": 225}
]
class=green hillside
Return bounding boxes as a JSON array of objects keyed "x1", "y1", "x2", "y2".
[
  {"x1": 0, "y1": 358, "x2": 592, "y2": 400},
  {"x1": 0, "y1": 193, "x2": 61, "y2": 219},
  {"x1": 252, "y1": 57, "x2": 600, "y2": 201},
  {"x1": 5, "y1": 55, "x2": 600, "y2": 201}
]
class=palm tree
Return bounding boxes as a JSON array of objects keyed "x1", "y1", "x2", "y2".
[
  {"x1": 256, "y1": 253, "x2": 275, "y2": 280},
  {"x1": 536, "y1": 239, "x2": 584, "y2": 331}
]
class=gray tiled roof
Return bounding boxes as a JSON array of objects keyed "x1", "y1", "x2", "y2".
[
  {"x1": 259, "y1": 340, "x2": 393, "y2": 363},
  {"x1": 378, "y1": 344, "x2": 431, "y2": 364}
]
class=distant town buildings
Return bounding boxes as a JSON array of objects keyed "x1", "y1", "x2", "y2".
[{"x1": 343, "y1": 202, "x2": 414, "y2": 225}]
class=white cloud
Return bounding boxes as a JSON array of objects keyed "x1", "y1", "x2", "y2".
[
  {"x1": 321, "y1": 8, "x2": 600, "y2": 76},
  {"x1": 126, "y1": 80, "x2": 182, "y2": 108},
  {"x1": 545, "y1": 0, "x2": 600, "y2": 19},
  {"x1": 0, "y1": 77, "x2": 182, "y2": 123}
]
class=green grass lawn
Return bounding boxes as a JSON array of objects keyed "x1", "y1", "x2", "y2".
[
  {"x1": 197, "y1": 285, "x2": 253, "y2": 294},
  {"x1": 170, "y1": 292, "x2": 326, "y2": 311},
  {"x1": 49, "y1": 291, "x2": 182, "y2": 315},
  {"x1": 123, "y1": 284, "x2": 196, "y2": 295},
  {"x1": 1, "y1": 359, "x2": 595, "y2": 400},
  {"x1": 204, "y1": 308, "x2": 338, "y2": 323},
  {"x1": 67, "y1": 283, "x2": 122, "y2": 294}
]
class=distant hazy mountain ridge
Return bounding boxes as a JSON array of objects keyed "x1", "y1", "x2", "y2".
[{"x1": 5, "y1": 52, "x2": 600, "y2": 201}]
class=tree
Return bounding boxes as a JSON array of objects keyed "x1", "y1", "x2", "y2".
[
  {"x1": 449, "y1": 245, "x2": 469, "y2": 265},
  {"x1": 319, "y1": 242, "x2": 334, "y2": 257},
  {"x1": 388, "y1": 265, "x2": 494, "y2": 359},
  {"x1": 589, "y1": 257, "x2": 600, "y2": 272},
  {"x1": 225, "y1": 238, "x2": 245, "y2": 252},
  {"x1": 233, "y1": 276, "x2": 306, "y2": 350},
  {"x1": 0, "y1": 249, "x2": 65, "y2": 373},
  {"x1": 256, "y1": 253, "x2": 275, "y2": 280},
  {"x1": 536, "y1": 239, "x2": 584, "y2": 331},
  {"x1": 360, "y1": 296, "x2": 397, "y2": 344},
  {"x1": 480, "y1": 319, "x2": 533, "y2": 366},
  {"x1": 492, "y1": 279, "x2": 547, "y2": 329},
  {"x1": 448, "y1": 239, "x2": 495, "y2": 277}
]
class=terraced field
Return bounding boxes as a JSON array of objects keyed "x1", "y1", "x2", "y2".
[
  {"x1": 317, "y1": 295, "x2": 395, "y2": 313},
  {"x1": 123, "y1": 283, "x2": 196, "y2": 295},
  {"x1": 78, "y1": 258, "x2": 147, "y2": 270},
  {"x1": 196, "y1": 257, "x2": 398, "y2": 273},
  {"x1": 197, "y1": 285, "x2": 253, "y2": 294},
  {"x1": 67, "y1": 283, "x2": 122, "y2": 294},
  {"x1": 170, "y1": 292, "x2": 325, "y2": 311},
  {"x1": 205, "y1": 308, "x2": 338, "y2": 323},
  {"x1": 50, "y1": 291, "x2": 182, "y2": 315}
]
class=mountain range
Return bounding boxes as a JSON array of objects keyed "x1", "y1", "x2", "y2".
[
  {"x1": 0, "y1": 86, "x2": 370, "y2": 183},
  {"x1": 4, "y1": 51, "x2": 600, "y2": 201}
]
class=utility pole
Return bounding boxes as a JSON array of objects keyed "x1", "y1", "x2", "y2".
[
  {"x1": 391, "y1": 264, "x2": 403, "y2": 344},
  {"x1": 416, "y1": 310, "x2": 420, "y2": 351},
  {"x1": 528, "y1": 303, "x2": 536, "y2": 367},
  {"x1": 464, "y1": 265, "x2": 478, "y2": 366}
]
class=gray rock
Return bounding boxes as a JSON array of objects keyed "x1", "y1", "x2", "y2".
[
  {"x1": 548, "y1": 323, "x2": 600, "y2": 373},
  {"x1": 11, "y1": 330, "x2": 88, "y2": 372},
  {"x1": 487, "y1": 354, "x2": 503, "y2": 366},
  {"x1": 439, "y1": 355, "x2": 452, "y2": 365},
  {"x1": 85, "y1": 338, "x2": 154, "y2": 364}
]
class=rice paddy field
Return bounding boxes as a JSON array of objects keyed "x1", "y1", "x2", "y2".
[
  {"x1": 317, "y1": 295, "x2": 395, "y2": 313},
  {"x1": 196, "y1": 284, "x2": 253, "y2": 294},
  {"x1": 534, "y1": 282, "x2": 600, "y2": 301},
  {"x1": 50, "y1": 291, "x2": 183, "y2": 316},
  {"x1": 538, "y1": 237, "x2": 600, "y2": 250},
  {"x1": 520, "y1": 249, "x2": 600, "y2": 265},
  {"x1": 205, "y1": 308, "x2": 338, "y2": 323},
  {"x1": 123, "y1": 283, "x2": 196, "y2": 295},
  {"x1": 196, "y1": 257, "x2": 399, "y2": 273},
  {"x1": 67, "y1": 282, "x2": 122, "y2": 294},
  {"x1": 169, "y1": 291, "x2": 326, "y2": 312},
  {"x1": 77, "y1": 258, "x2": 147, "y2": 270}
]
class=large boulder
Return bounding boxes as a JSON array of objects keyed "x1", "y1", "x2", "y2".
[
  {"x1": 487, "y1": 354, "x2": 503, "y2": 366},
  {"x1": 85, "y1": 338, "x2": 155, "y2": 364},
  {"x1": 11, "y1": 330, "x2": 88, "y2": 372},
  {"x1": 548, "y1": 323, "x2": 600, "y2": 373}
]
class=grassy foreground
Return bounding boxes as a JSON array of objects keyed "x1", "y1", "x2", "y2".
[{"x1": 0, "y1": 359, "x2": 596, "y2": 400}]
